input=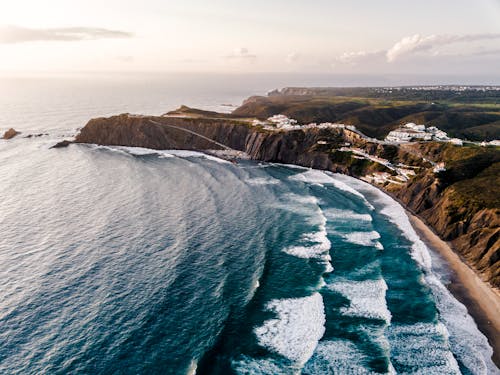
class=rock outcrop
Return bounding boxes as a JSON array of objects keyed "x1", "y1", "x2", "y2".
[
  {"x1": 50, "y1": 140, "x2": 73, "y2": 149},
  {"x1": 2, "y1": 128, "x2": 20, "y2": 139}
]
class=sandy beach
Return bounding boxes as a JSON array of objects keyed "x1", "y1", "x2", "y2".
[{"x1": 408, "y1": 213, "x2": 500, "y2": 367}]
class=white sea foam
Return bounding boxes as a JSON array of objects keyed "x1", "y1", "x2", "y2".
[
  {"x1": 272, "y1": 194, "x2": 326, "y2": 230},
  {"x1": 159, "y1": 149, "x2": 232, "y2": 164},
  {"x1": 342, "y1": 230, "x2": 383, "y2": 250},
  {"x1": 289, "y1": 169, "x2": 366, "y2": 199},
  {"x1": 323, "y1": 208, "x2": 373, "y2": 223},
  {"x1": 245, "y1": 177, "x2": 280, "y2": 185},
  {"x1": 186, "y1": 359, "x2": 197, "y2": 375},
  {"x1": 289, "y1": 169, "x2": 336, "y2": 185},
  {"x1": 249, "y1": 278, "x2": 260, "y2": 297},
  {"x1": 304, "y1": 340, "x2": 383, "y2": 374},
  {"x1": 284, "y1": 229, "x2": 331, "y2": 258},
  {"x1": 328, "y1": 279, "x2": 392, "y2": 323},
  {"x1": 330, "y1": 174, "x2": 432, "y2": 268},
  {"x1": 425, "y1": 274, "x2": 496, "y2": 374},
  {"x1": 284, "y1": 193, "x2": 320, "y2": 206},
  {"x1": 324, "y1": 262, "x2": 334, "y2": 273},
  {"x1": 95, "y1": 146, "x2": 232, "y2": 164},
  {"x1": 279, "y1": 194, "x2": 334, "y2": 272},
  {"x1": 331, "y1": 174, "x2": 499, "y2": 374},
  {"x1": 270, "y1": 162, "x2": 309, "y2": 171},
  {"x1": 283, "y1": 223, "x2": 333, "y2": 273},
  {"x1": 387, "y1": 322, "x2": 461, "y2": 374},
  {"x1": 232, "y1": 356, "x2": 293, "y2": 375},
  {"x1": 97, "y1": 145, "x2": 176, "y2": 158},
  {"x1": 254, "y1": 293, "x2": 326, "y2": 365}
]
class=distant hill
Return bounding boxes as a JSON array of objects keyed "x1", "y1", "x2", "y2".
[{"x1": 233, "y1": 88, "x2": 500, "y2": 141}]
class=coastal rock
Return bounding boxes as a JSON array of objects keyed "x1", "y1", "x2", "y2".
[
  {"x1": 25, "y1": 133, "x2": 48, "y2": 138},
  {"x1": 2, "y1": 128, "x2": 20, "y2": 139},
  {"x1": 50, "y1": 140, "x2": 73, "y2": 148}
]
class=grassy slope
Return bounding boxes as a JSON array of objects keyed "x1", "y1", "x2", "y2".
[
  {"x1": 233, "y1": 94, "x2": 500, "y2": 141},
  {"x1": 411, "y1": 142, "x2": 500, "y2": 211}
]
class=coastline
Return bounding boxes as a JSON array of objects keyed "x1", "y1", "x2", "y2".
[
  {"x1": 408, "y1": 213, "x2": 500, "y2": 367},
  {"x1": 69, "y1": 136, "x2": 500, "y2": 367}
]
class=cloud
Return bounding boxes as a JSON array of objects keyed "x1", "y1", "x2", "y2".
[
  {"x1": 0, "y1": 25, "x2": 133, "y2": 44},
  {"x1": 225, "y1": 47, "x2": 257, "y2": 61},
  {"x1": 333, "y1": 33, "x2": 500, "y2": 69},
  {"x1": 386, "y1": 33, "x2": 500, "y2": 62},
  {"x1": 336, "y1": 50, "x2": 384, "y2": 65}
]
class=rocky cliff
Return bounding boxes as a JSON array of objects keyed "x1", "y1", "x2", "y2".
[
  {"x1": 390, "y1": 145, "x2": 500, "y2": 287},
  {"x1": 75, "y1": 114, "x2": 397, "y2": 175},
  {"x1": 73, "y1": 113, "x2": 500, "y2": 288}
]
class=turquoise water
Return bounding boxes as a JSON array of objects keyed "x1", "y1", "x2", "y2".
[{"x1": 0, "y1": 75, "x2": 498, "y2": 374}]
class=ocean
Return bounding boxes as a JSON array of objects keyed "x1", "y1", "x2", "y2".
[{"x1": 0, "y1": 74, "x2": 498, "y2": 375}]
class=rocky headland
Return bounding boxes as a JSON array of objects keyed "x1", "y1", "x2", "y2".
[{"x1": 71, "y1": 107, "x2": 499, "y2": 292}]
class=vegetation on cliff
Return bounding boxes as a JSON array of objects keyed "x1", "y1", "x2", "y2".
[
  {"x1": 391, "y1": 142, "x2": 500, "y2": 286},
  {"x1": 233, "y1": 91, "x2": 500, "y2": 141}
]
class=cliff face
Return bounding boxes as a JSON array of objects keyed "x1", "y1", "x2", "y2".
[
  {"x1": 75, "y1": 115, "x2": 389, "y2": 175},
  {"x1": 75, "y1": 114, "x2": 253, "y2": 151},
  {"x1": 74, "y1": 114, "x2": 499, "y2": 288},
  {"x1": 393, "y1": 171, "x2": 500, "y2": 287}
]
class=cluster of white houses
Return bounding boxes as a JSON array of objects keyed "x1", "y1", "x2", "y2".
[
  {"x1": 254, "y1": 115, "x2": 356, "y2": 132},
  {"x1": 385, "y1": 123, "x2": 463, "y2": 145},
  {"x1": 254, "y1": 115, "x2": 499, "y2": 148}
]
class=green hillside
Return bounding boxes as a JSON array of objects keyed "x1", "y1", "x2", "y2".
[{"x1": 233, "y1": 90, "x2": 500, "y2": 141}]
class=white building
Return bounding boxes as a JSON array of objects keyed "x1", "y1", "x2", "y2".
[
  {"x1": 386, "y1": 128, "x2": 432, "y2": 142},
  {"x1": 404, "y1": 122, "x2": 426, "y2": 132},
  {"x1": 448, "y1": 138, "x2": 463, "y2": 146},
  {"x1": 385, "y1": 122, "x2": 454, "y2": 143},
  {"x1": 267, "y1": 114, "x2": 299, "y2": 129},
  {"x1": 480, "y1": 140, "x2": 500, "y2": 147}
]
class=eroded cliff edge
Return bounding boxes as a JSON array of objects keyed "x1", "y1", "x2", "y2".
[{"x1": 73, "y1": 112, "x2": 500, "y2": 289}]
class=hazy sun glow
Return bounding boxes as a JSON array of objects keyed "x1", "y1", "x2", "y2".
[{"x1": 0, "y1": 0, "x2": 499, "y2": 76}]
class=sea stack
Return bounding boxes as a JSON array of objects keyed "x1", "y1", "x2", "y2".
[{"x1": 2, "y1": 128, "x2": 20, "y2": 139}]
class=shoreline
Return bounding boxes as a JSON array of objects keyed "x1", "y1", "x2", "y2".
[
  {"x1": 70, "y1": 144, "x2": 500, "y2": 366},
  {"x1": 408, "y1": 213, "x2": 500, "y2": 367}
]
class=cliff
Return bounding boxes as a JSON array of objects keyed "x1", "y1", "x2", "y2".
[
  {"x1": 390, "y1": 144, "x2": 500, "y2": 287},
  {"x1": 75, "y1": 114, "x2": 394, "y2": 176},
  {"x1": 73, "y1": 112, "x2": 500, "y2": 289}
]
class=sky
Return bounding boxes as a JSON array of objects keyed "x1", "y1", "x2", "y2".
[{"x1": 0, "y1": 0, "x2": 499, "y2": 77}]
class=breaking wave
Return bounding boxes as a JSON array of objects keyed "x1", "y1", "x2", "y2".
[
  {"x1": 88, "y1": 145, "x2": 232, "y2": 164},
  {"x1": 289, "y1": 169, "x2": 366, "y2": 199},
  {"x1": 342, "y1": 230, "x2": 384, "y2": 250},
  {"x1": 331, "y1": 174, "x2": 498, "y2": 374},
  {"x1": 304, "y1": 340, "x2": 390, "y2": 375},
  {"x1": 327, "y1": 278, "x2": 392, "y2": 323},
  {"x1": 254, "y1": 293, "x2": 326, "y2": 366}
]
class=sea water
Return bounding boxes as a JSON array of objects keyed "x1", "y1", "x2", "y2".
[{"x1": 0, "y1": 74, "x2": 498, "y2": 374}]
